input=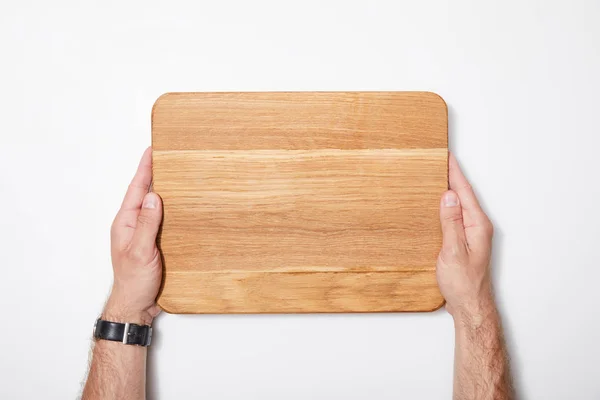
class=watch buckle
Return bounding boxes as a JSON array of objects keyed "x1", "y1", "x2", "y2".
[
  {"x1": 146, "y1": 327, "x2": 153, "y2": 346},
  {"x1": 122, "y1": 323, "x2": 130, "y2": 344}
]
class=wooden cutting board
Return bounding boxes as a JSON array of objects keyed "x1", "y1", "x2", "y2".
[{"x1": 152, "y1": 92, "x2": 447, "y2": 313}]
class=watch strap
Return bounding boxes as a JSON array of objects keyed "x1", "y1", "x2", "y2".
[{"x1": 94, "y1": 318, "x2": 152, "y2": 347}]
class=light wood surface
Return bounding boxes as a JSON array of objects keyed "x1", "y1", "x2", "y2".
[
  {"x1": 152, "y1": 92, "x2": 447, "y2": 150},
  {"x1": 152, "y1": 92, "x2": 448, "y2": 313}
]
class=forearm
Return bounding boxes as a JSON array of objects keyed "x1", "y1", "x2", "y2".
[
  {"x1": 453, "y1": 303, "x2": 513, "y2": 400},
  {"x1": 82, "y1": 340, "x2": 147, "y2": 400},
  {"x1": 82, "y1": 303, "x2": 150, "y2": 400}
]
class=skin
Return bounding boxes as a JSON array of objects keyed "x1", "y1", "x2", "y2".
[
  {"x1": 82, "y1": 149, "x2": 513, "y2": 400},
  {"x1": 82, "y1": 148, "x2": 162, "y2": 400},
  {"x1": 438, "y1": 154, "x2": 514, "y2": 399}
]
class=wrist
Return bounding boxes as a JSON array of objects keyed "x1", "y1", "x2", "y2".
[
  {"x1": 103, "y1": 296, "x2": 154, "y2": 326},
  {"x1": 452, "y1": 295, "x2": 498, "y2": 331}
]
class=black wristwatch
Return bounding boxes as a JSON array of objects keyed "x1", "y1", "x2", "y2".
[{"x1": 93, "y1": 318, "x2": 153, "y2": 347}]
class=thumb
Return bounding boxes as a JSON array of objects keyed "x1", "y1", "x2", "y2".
[
  {"x1": 439, "y1": 190, "x2": 468, "y2": 257},
  {"x1": 130, "y1": 192, "x2": 163, "y2": 259}
]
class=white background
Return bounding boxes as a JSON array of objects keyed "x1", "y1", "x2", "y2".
[{"x1": 1, "y1": 1, "x2": 599, "y2": 399}]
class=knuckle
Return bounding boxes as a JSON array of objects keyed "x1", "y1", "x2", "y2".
[
  {"x1": 439, "y1": 247, "x2": 465, "y2": 266},
  {"x1": 439, "y1": 250, "x2": 458, "y2": 267},
  {"x1": 128, "y1": 247, "x2": 147, "y2": 264},
  {"x1": 483, "y1": 219, "x2": 494, "y2": 236},
  {"x1": 129, "y1": 181, "x2": 149, "y2": 192},
  {"x1": 136, "y1": 212, "x2": 157, "y2": 226},
  {"x1": 443, "y1": 212, "x2": 463, "y2": 224},
  {"x1": 439, "y1": 241, "x2": 469, "y2": 266},
  {"x1": 127, "y1": 246, "x2": 159, "y2": 267},
  {"x1": 461, "y1": 183, "x2": 473, "y2": 192},
  {"x1": 110, "y1": 216, "x2": 120, "y2": 235}
]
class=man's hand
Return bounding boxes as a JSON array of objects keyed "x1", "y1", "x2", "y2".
[
  {"x1": 104, "y1": 147, "x2": 163, "y2": 326},
  {"x1": 83, "y1": 148, "x2": 162, "y2": 400},
  {"x1": 437, "y1": 153, "x2": 513, "y2": 399},
  {"x1": 437, "y1": 153, "x2": 495, "y2": 325}
]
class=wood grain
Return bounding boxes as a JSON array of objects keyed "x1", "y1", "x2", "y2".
[
  {"x1": 154, "y1": 149, "x2": 446, "y2": 273},
  {"x1": 158, "y1": 271, "x2": 442, "y2": 313},
  {"x1": 152, "y1": 92, "x2": 448, "y2": 313},
  {"x1": 152, "y1": 92, "x2": 447, "y2": 150}
]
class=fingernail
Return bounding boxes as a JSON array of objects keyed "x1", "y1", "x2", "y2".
[
  {"x1": 142, "y1": 193, "x2": 157, "y2": 209},
  {"x1": 443, "y1": 192, "x2": 459, "y2": 207}
]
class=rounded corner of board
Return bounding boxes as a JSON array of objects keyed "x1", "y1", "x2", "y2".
[
  {"x1": 420, "y1": 91, "x2": 448, "y2": 111},
  {"x1": 156, "y1": 297, "x2": 179, "y2": 314},
  {"x1": 151, "y1": 92, "x2": 178, "y2": 119},
  {"x1": 423, "y1": 295, "x2": 446, "y2": 313}
]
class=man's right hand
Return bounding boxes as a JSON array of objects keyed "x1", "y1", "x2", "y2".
[
  {"x1": 436, "y1": 153, "x2": 514, "y2": 399},
  {"x1": 436, "y1": 153, "x2": 496, "y2": 325}
]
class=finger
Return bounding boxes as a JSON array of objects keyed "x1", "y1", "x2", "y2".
[
  {"x1": 121, "y1": 147, "x2": 153, "y2": 211},
  {"x1": 111, "y1": 147, "x2": 154, "y2": 248},
  {"x1": 439, "y1": 190, "x2": 469, "y2": 255},
  {"x1": 129, "y1": 192, "x2": 163, "y2": 259},
  {"x1": 448, "y1": 153, "x2": 487, "y2": 225}
]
